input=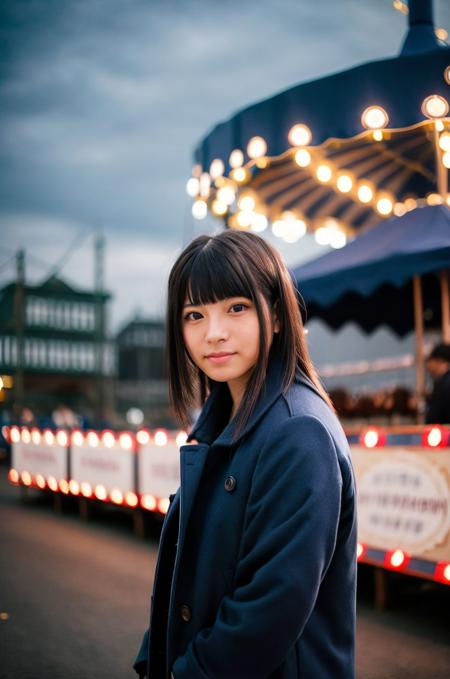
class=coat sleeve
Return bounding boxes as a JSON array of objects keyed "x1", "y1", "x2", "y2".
[{"x1": 171, "y1": 414, "x2": 344, "y2": 679}]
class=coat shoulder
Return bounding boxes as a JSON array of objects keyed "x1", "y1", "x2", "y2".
[{"x1": 272, "y1": 378, "x2": 353, "y2": 488}]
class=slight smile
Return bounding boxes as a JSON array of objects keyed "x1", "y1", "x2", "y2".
[{"x1": 205, "y1": 352, "x2": 237, "y2": 363}]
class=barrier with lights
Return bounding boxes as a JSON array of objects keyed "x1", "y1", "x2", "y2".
[
  {"x1": 6, "y1": 425, "x2": 185, "y2": 514},
  {"x1": 4, "y1": 424, "x2": 450, "y2": 585},
  {"x1": 349, "y1": 425, "x2": 450, "y2": 586}
]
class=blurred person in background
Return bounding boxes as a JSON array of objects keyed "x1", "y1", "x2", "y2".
[{"x1": 425, "y1": 343, "x2": 450, "y2": 424}]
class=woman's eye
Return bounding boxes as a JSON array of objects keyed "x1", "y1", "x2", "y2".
[
  {"x1": 184, "y1": 311, "x2": 202, "y2": 321},
  {"x1": 230, "y1": 303, "x2": 248, "y2": 313}
]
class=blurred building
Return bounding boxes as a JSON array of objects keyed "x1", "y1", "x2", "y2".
[
  {"x1": 115, "y1": 317, "x2": 171, "y2": 427},
  {"x1": 0, "y1": 273, "x2": 114, "y2": 422}
]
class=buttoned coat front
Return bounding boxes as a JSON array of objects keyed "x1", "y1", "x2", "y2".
[{"x1": 134, "y1": 356, "x2": 357, "y2": 679}]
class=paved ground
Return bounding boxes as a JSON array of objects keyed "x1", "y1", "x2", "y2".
[{"x1": 0, "y1": 466, "x2": 449, "y2": 679}]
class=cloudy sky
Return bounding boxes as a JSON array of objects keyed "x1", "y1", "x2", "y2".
[{"x1": 1, "y1": 0, "x2": 449, "y2": 371}]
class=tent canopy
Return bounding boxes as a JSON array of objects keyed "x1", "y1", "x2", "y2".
[
  {"x1": 191, "y1": 1, "x2": 449, "y2": 237},
  {"x1": 293, "y1": 205, "x2": 450, "y2": 336}
]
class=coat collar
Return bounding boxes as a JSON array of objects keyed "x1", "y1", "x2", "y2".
[{"x1": 188, "y1": 351, "x2": 305, "y2": 448}]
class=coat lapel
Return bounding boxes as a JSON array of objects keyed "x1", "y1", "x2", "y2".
[{"x1": 178, "y1": 443, "x2": 210, "y2": 549}]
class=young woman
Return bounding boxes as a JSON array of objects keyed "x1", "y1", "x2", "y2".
[{"x1": 134, "y1": 230, "x2": 357, "y2": 679}]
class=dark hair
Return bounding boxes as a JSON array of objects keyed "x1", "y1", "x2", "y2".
[
  {"x1": 427, "y1": 343, "x2": 450, "y2": 363},
  {"x1": 166, "y1": 230, "x2": 333, "y2": 434}
]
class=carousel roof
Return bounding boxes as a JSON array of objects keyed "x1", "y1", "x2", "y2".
[{"x1": 189, "y1": 1, "x2": 450, "y2": 245}]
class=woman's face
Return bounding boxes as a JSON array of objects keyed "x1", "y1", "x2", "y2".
[{"x1": 182, "y1": 296, "x2": 277, "y2": 392}]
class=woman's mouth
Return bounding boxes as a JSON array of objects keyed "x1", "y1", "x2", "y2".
[{"x1": 205, "y1": 352, "x2": 236, "y2": 364}]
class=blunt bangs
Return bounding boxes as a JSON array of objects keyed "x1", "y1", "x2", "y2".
[{"x1": 185, "y1": 241, "x2": 254, "y2": 307}]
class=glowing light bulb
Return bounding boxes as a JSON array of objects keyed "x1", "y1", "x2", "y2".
[
  {"x1": 186, "y1": 177, "x2": 200, "y2": 197},
  {"x1": 102, "y1": 431, "x2": 115, "y2": 448},
  {"x1": 316, "y1": 164, "x2": 332, "y2": 183},
  {"x1": 394, "y1": 202, "x2": 407, "y2": 216},
  {"x1": 199, "y1": 172, "x2": 211, "y2": 196},
  {"x1": 336, "y1": 174, "x2": 352, "y2": 193},
  {"x1": 361, "y1": 106, "x2": 389, "y2": 130},
  {"x1": 247, "y1": 136, "x2": 267, "y2": 159},
  {"x1": 137, "y1": 430, "x2": 150, "y2": 445},
  {"x1": 192, "y1": 200, "x2": 207, "y2": 220},
  {"x1": 329, "y1": 229, "x2": 347, "y2": 249},
  {"x1": 211, "y1": 200, "x2": 228, "y2": 216},
  {"x1": 238, "y1": 195, "x2": 256, "y2": 211},
  {"x1": 87, "y1": 431, "x2": 99, "y2": 447},
  {"x1": 439, "y1": 133, "x2": 450, "y2": 152},
  {"x1": 294, "y1": 149, "x2": 311, "y2": 168},
  {"x1": 422, "y1": 94, "x2": 449, "y2": 119},
  {"x1": 427, "y1": 427, "x2": 442, "y2": 447},
  {"x1": 288, "y1": 124, "x2": 312, "y2": 146},
  {"x1": 209, "y1": 159, "x2": 224, "y2": 179},
  {"x1": 376, "y1": 195, "x2": 393, "y2": 216},
  {"x1": 251, "y1": 213, "x2": 268, "y2": 233},
  {"x1": 363, "y1": 430, "x2": 379, "y2": 448},
  {"x1": 390, "y1": 550, "x2": 405, "y2": 568},
  {"x1": 229, "y1": 149, "x2": 244, "y2": 168},
  {"x1": 176, "y1": 431, "x2": 188, "y2": 447},
  {"x1": 357, "y1": 184, "x2": 373, "y2": 203},
  {"x1": 231, "y1": 167, "x2": 247, "y2": 183},
  {"x1": 314, "y1": 227, "x2": 331, "y2": 246},
  {"x1": 216, "y1": 186, "x2": 235, "y2": 205},
  {"x1": 154, "y1": 430, "x2": 168, "y2": 446}
]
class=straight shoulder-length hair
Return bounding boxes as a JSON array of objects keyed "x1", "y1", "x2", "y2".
[{"x1": 166, "y1": 230, "x2": 333, "y2": 435}]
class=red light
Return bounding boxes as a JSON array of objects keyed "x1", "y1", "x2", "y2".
[
  {"x1": 110, "y1": 489, "x2": 123, "y2": 505},
  {"x1": 72, "y1": 430, "x2": 84, "y2": 446},
  {"x1": 119, "y1": 433, "x2": 133, "y2": 450},
  {"x1": 69, "y1": 480, "x2": 80, "y2": 495},
  {"x1": 158, "y1": 497, "x2": 170, "y2": 514},
  {"x1": 47, "y1": 476, "x2": 58, "y2": 491},
  {"x1": 154, "y1": 430, "x2": 168, "y2": 447},
  {"x1": 31, "y1": 428, "x2": 41, "y2": 445},
  {"x1": 434, "y1": 561, "x2": 450, "y2": 584},
  {"x1": 86, "y1": 431, "x2": 99, "y2": 447},
  {"x1": 59, "y1": 479, "x2": 69, "y2": 494},
  {"x1": 21, "y1": 429, "x2": 31, "y2": 444},
  {"x1": 21, "y1": 471, "x2": 32, "y2": 486},
  {"x1": 136, "y1": 429, "x2": 150, "y2": 446},
  {"x1": 10, "y1": 427, "x2": 20, "y2": 444},
  {"x1": 176, "y1": 431, "x2": 188, "y2": 447},
  {"x1": 56, "y1": 430, "x2": 69, "y2": 447},
  {"x1": 125, "y1": 491, "x2": 138, "y2": 507},
  {"x1": 43, "y1": 429, "x2": 55, "y2": 445},
  {"x1": 140, "y1": 494, "x2": 157, "y2": 511},
  {"x1": 81, "y1": 481, "x2": 92, "y2": 497},
  {"x1": 422, "y1": 426, "x2": 449, "y2": 448},
  {"x1": 360, "y1": 428, "x2": 386, "y2": 448},
  {"x1": 385, "y1": 549, "x2": 409, "y2": 570},
  {"x1": 102, "y1": 431, "x2": 116, "y2": 448},
  {"x1": 356, "y1": 542, "x2": 366, "y2": 561},
  {"x1": 36, "y1": 474, "x2": 46, "y2": 489},
  {"x1": 95, "y1": 484, "x2": 107, "y2": 501},
  {"x1": 8, "y1": 468, "x2": 19, "y2": 484}
]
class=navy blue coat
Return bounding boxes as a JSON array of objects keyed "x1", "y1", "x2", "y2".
[{"x1": 134, "y1": 356, "x2": 357, "y2": 678}]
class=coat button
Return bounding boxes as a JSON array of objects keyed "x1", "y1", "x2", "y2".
[
  {"x1": 224, "y1": 475, "x2": 236, "y2": 492},
  {"x1": 180, "y1": 604, "x2": 191, "y2": 622}
]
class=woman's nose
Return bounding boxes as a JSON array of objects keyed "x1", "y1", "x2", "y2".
[{"x1": 205, "y1": 316, "x2": 229, "y2": 343}]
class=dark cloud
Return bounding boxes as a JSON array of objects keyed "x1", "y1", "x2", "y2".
[{"x1": 1, "y1": 0, "x2": 448, "y2": 330}]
